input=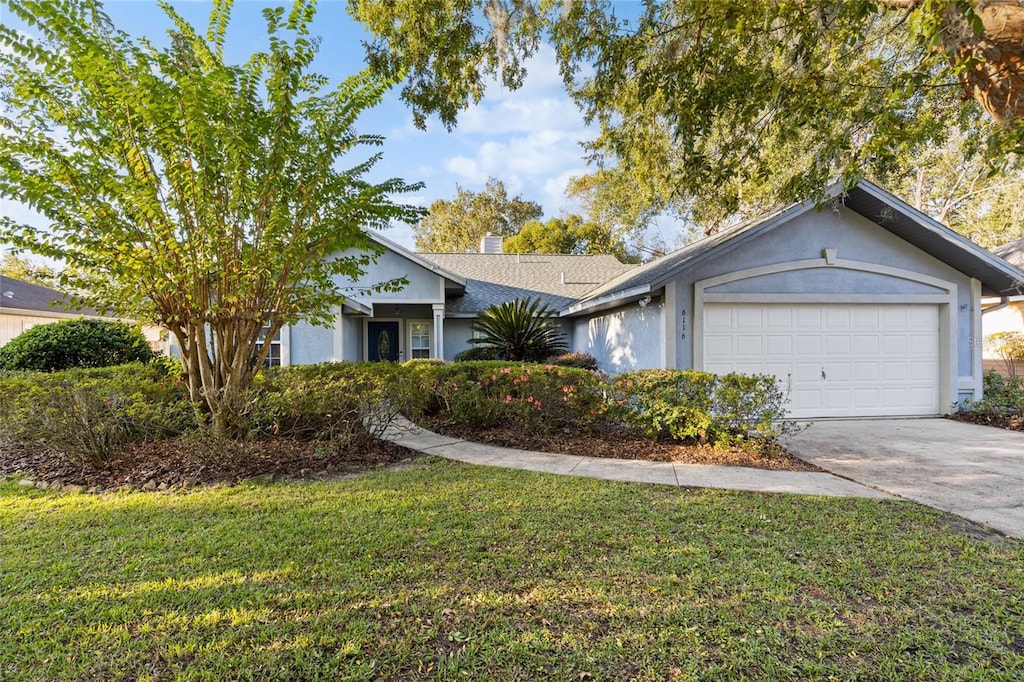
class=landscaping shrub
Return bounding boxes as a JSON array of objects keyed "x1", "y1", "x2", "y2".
[
  {"x1": 469, "y1": 297, "x2": 567, "y2": 361},
  {"x1": 546, "y1": 352, "x2": 599, "y2": 370},
  {"x1": 0, "y1": 318, "x2": 155, "y2": 372},
  {"x1": 408, "y1": 361, "x2": 605, "y2": 432},
  {"x1": 247, "y1": 362, "x2": 413, "y2": 446},
  {"x1": 965, "y1": 371, "x2": 1024, "y2": 416},
  {"x1": 0, "y1": 362, "x2": 194, "y2": 465},
  {"x1": 453, "y1": 346, "x2": 502, "y2": 362},
  {"x1": 989, "y1": 331, "x2": 1024, "y2": 377},
  {"x1": 608, "y1": 369, "x2": 794, "y2": 446}
]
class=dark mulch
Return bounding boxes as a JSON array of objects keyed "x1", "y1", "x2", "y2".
[
  {"x1": 949, "y1": 412, "x2": 1024, "y2": 431},
  {"x1": 0, "y1": 437, "x2": 420, "y2": 493},
  {"x1": 423, "y1": 418, "x2": 821, "y2": 472}
]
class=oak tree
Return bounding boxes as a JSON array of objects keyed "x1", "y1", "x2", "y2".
[
  {"x1": 350, "y1": 0, "x2": 1024, "y2": 229},
  {"x1": 414, "y1": 177, "x2": 542, "y2": 251}
]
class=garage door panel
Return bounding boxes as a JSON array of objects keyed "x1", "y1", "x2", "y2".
[
  {"x1": 703, "y1": 303, "x2": 940, "y2": 418},
  {"x1": 765, "y1": 335, "x2": 793, "y2": 356}
]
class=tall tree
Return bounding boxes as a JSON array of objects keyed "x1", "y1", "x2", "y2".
[
  {"x1": 351, "y1": 0, "x2": 1024, "y2": 228},
  {"x1": 887, "y1": 129, "x2": 1024, "y2": 248},
  {"x1": 0, "y1": 0, "x2": 421, "y2": 436},
  {"x1": 503, "y1": 215, "x2": 639, "y2": 263},
  {"x1": 0, "y1": 252, "x2": 58, "y2": 289},
  {"x1": 414, "y1": 178, "x2": 542, "y2": 252}
]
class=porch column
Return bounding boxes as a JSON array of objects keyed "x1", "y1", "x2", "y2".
[{"x1": 432, "y1": 303, "x2": 445, "y2": 360}]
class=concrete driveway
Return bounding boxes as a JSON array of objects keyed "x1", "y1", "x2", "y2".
[{"x1": 786, "y1": 418, "x2": 1024, "y2": 539}]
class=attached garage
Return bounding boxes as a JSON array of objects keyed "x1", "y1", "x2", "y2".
[
  {"x1": 702, "y1": 303, "x2": 941, "y2": 418},
  {"x1": 567, "y1": 180, "x2": 1024, "y2": 417}
]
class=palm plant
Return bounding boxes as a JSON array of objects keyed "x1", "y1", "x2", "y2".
[{"x1": 470, "y1": 297, "x2": 567, "y2": 362}]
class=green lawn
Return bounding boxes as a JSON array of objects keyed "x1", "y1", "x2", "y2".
[{"x1": 2, "y1": 458, "x2": 1023, "y2": 681}]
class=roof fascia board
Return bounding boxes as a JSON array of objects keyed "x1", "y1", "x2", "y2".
[
  {"x1": 851, "y1": 180, "x2": 1024, "y2": 289},
  {"x1": 561, "y1": 284, "x2": 654, "y2": 317}
]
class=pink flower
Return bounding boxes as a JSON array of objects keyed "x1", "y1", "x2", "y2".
[{"x1": 505, "y1": 394, "x2": 512, "y2": 402}]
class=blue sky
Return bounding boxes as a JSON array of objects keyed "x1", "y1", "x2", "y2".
[{"x1": 1, "y1": 0, "x2": 642, "y2": 252}]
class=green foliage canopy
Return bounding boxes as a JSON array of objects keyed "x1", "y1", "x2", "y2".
[
  {"x1": 0, "y1": 0, "x2": 422, "y2": 435},
  {"x1": 350, "y1": 0, "x2": 1024, "y2": 230},
  {"x1": 414, "y1": 177, "x2": 542, "y2": 252},
  {"x1": 502, "y1": 215, "x2": 639, "y2": 263}
]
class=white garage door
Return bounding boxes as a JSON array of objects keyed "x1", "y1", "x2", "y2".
[{"x1": 703, "y1": 303, "x2": 941, "y2": 418}]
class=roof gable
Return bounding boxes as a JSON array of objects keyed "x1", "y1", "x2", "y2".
[{"x1": 568, "y1": 180, "x2": 1024, "y2": 315}]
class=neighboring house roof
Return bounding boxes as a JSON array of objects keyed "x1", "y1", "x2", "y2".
[
  {"x1": 993, "y1": 236, "x2": 1024, "y2": 268},
  {"x1": 0, "y1": 276, "x2": 101, "y2": 317},
  {"x1": 420, "y1": 253, "x2": 636, "y2": 316},
  {"x1": 567, "y1": 180, "x2": 1024, "y2": 316}
]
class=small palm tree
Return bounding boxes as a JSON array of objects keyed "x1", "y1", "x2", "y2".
[{"x1": 470, "y1": 297, "x2": 568, "y2": 362}]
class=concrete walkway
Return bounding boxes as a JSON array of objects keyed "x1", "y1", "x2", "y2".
[
  {"x1": 786, "y1": 418, "x2": 1024, "y2": 539},
  {"x1": 380, "y1": 417, "x2": 891, "y2": 499}
]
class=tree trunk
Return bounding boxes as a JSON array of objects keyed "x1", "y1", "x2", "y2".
[{"x1": 942, "y1": 0, "x2": 1024, "y2": 125}]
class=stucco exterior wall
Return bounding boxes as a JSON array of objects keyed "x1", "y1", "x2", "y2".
[
  {"x1": 574, "y1": 301, "x2": 663, "y2": 373},
  {"x1": 669, "y1": 205, "x2": 976, "y2": 377},
  {"x1": 288, "y1": 320, "x2": 334, "y2": 366},
  {"x1": 443, "y1": 319, "x2": 475, "y2": 360},
  {"x1": 332, "y1": 247, "x2": 445, "y2": 307}
]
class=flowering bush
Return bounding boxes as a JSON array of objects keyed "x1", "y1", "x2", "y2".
[{"x1": 409, "y1": 361, "x2": 605, "y2": 432}]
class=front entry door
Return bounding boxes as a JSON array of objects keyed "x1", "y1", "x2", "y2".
[{"x1": 367, "y1": 321, "x2": 400, "y2": 362}]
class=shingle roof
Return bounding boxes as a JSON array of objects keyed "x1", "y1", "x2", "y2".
[
  {"x1": 419, "y1": 253, "x2": 635, "y2": 315},
  {"x1": 993, "y1": 236, "x2": 1024, "y2": 268},
  {"x1": 573, "y1": 203, "x2": 800, "y2": 309},
  {"x1": 0, "y1": 276, "x2": 99, "y2": 316}
]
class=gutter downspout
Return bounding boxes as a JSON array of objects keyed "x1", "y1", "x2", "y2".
[{"x1": 982, "y1": 296, "x2": 1011, "y2": 315}]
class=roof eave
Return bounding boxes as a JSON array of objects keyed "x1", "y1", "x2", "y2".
[{"x1": 561, "y1": 284, "x2": 654, "y2": 317}]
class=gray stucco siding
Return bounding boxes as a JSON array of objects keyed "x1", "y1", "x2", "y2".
[
  {"x1": 706, "y1": 268, "x2": 949, "y2": 295},
  {"x1": 288, "y1": 320, "x2": 334, "y2": 365},
  {"x1": 574, "y1": 302, "x2": 663, "y2": 373},
  {"x1": 331, "y1": 247, "x2": 445, "y2": 305},
  {"x1": 669, "y1": 205, "x2": 975, "y2": 378}
]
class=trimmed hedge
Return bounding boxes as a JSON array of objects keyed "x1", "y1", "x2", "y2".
[
  {"x1": 408, "y1": 360, "x2": 605, "y2": 432},
  {"x1": 246, "y1": 362, "x2": 410, "y2": 447},
  {"x1": 607, "y1": 370, "x2": 792, "y2": 446},
  {"x1": 406, "y1": 362, "x2": 795, "y2": 446},
  {"x1": 0, "y1": 318, "x2": 155, "y2": 372},
  {"x1": 0, "y1": 362, "x2": 193, "y2": 464}
]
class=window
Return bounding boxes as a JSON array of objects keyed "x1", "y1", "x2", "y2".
[
  {"x1": 409, "y1": 322, "x2": 431, "y2": 359},
  {"x1": 256, "y1": 325, "x2": 282, "y2": 367}
]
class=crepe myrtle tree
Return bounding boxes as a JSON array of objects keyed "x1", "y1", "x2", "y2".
[{"x1": 0, "y1": 0, "x2": 422, "y2": 436}]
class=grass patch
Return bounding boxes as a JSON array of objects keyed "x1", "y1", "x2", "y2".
[{"x1": 2, "y1": 459, "x2": 1023, "y2": 680}]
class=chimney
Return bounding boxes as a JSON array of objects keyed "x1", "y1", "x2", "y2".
[{"x1": 480, "y1": 233, "x2": 504, "y2": 254}]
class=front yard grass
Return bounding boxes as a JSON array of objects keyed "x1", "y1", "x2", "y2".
[{"x1": 2, "y1": 458, "x2": 1023, "y2": 680}]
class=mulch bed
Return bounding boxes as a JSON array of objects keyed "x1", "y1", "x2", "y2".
[
  {"x1": 949, "y1": 412, "x2": 1024, "y2": 431},
  {"x1": 422, "y1": 418, "x2": 822, "y2": 472},
  {"x1": 2, "y1": 418, "x2": 820, "y2": 494},
  {"x1": 0, "y1": 437, "x2": 420, "y2": 493}
]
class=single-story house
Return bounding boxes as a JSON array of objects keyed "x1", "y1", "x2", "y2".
[
  {"x1": 282, "y1": 180, "x2": 1024, "y2": 419},
  {"x1": 0, "y1": 276, "x2": 164, "y2": 350},
  {"x1": 982, "y1": 236, "x2": 1024, "y2": 374}
]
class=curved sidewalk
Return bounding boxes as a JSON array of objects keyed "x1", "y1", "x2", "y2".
[{"x1": 380, "y1": 417, "x2": 891, "y2": 499}]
